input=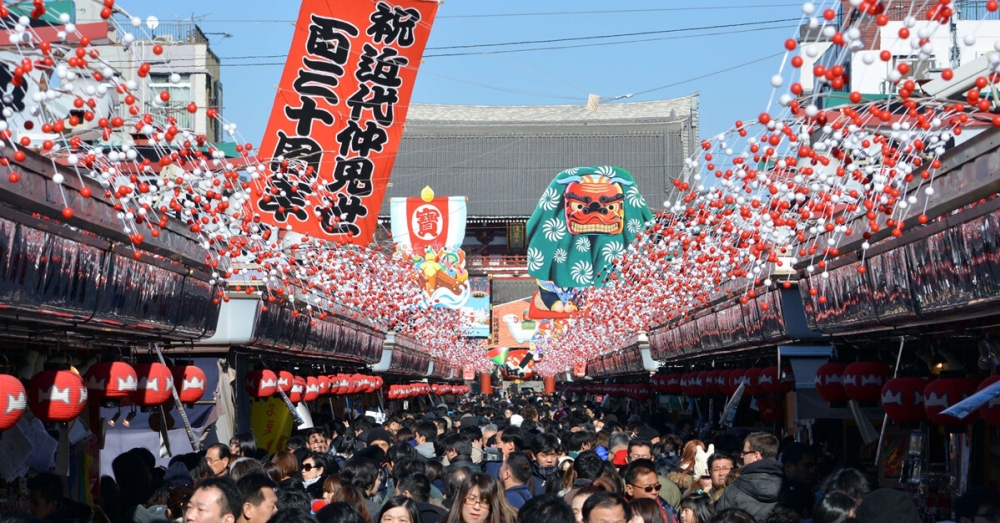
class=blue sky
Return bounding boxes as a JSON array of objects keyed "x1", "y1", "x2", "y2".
[{"x1": 118, "y1": 0, "x2": 805, "y2": 143}]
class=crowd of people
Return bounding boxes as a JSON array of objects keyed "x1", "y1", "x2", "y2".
[{"x1": 8, "y1": 391, "x2": 1000, "y2": 523}]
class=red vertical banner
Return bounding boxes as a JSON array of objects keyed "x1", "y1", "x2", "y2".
[{"x1": 253, "y1": 0, "x2": 439, "y2": 244}]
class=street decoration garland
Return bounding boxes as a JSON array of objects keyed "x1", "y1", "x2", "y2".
[{"x1": 0, "y1": 0, "x2": 990, "y2": 375}]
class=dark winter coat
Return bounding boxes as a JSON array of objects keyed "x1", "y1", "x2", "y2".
[{"x1": 714, "y1": 459, "x2": 784, "y2": 522}]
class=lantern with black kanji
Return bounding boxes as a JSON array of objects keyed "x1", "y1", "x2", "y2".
[
  {"x1": 843, "y1": 362, "x2": 890, "y2": 402},
  {"x1": 0, "y1": 374, "x2": 26, "y2": 430},
  {"x1": 172, "y1": 364, "x2": 207, "y2": 405},
  {"x1": 814, "y1": 363, "x2": 849, "y2": 403},
  {"x1": 245, "y1": 369, "x2": 277, "y2": 399},
  {"x1": 881, "y1": 377, "x2": 928, "y2": 424},
  {"x1": 132, "y1": 363, "x2": 174, "y2": 407},
  {"x1": 28, "y1": 369, "x2": 87, "y2": 423},
  {"x1": 84, "y1": 361, "x2": 138, "y2": 403},
  {"x1": 924, "y1": 376, "x2": 979, "y2": 426},
  {"x1": 978, "y1": 375, "x2": 1000, "y2": 427}
]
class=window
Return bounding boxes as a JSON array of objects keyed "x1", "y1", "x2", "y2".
[{"x1": 147, "y1": 73, "x2": 193, "y2": 130}]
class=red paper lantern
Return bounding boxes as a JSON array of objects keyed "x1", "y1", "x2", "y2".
[
  {"x1": 318, "y1": 375, "x2": 330, "y2": 396},
  {"x1": 28, "y1": 369, "x2": 87, "y2": 423},
  {"x1": 924, "y1": 376, "x2": 979, "y2": 425},
  {"x1": 245, "y1": 369, "x2": 277, "y2": 399},
  {"x1": 814, "y1": 363, "x2": 849, "y2": 403},
  {"x1": 373, "y1": 376, "x2": 383, "y2": 390},
  {"x1": 759, "y1": 366, "x2": 794, "y2": 394},
  {"x1": 289, "y1": 376, "x2": 305, "y2": 403},
  {"x1": 663, "y1": 373, "x2": 682, "y2": 395},
  {"x1": 743, "y1": 368, "x2": 765, "y2": 396},
  {"x1": 304, "y1": 377, "x2": 320, "y2": 402},
  {"x1": 172, "y1": 365, "x2": 207, "y2": 404},
  {"x1": 84, "y1": 361, "x2": 138, "y2": 401},
  {"x1": 364, "y1": 376, "x2": 377, "y2": 394},
  {"x1": 679, "y1": 373, "x2": 693, "y2": 396},
  {"x1": 387, "y1": 385, "x2": 397, "y2": 400},
  {"x1": 133, "y1": 363, "x2": 174, "y2": 407},
  {"x1": 720, "y1": 370, "x2": 739, "y2": 395},
  {"x1": 843, "y1": 362, "x2": 890, "y2": 402},
  {"x1": 277, "y1": 371, "x2": 294, "y2": 393},
  {"x1": 978, "y1": 375, "x2": 1000, "y2": 427},
  {"x1": 728, "y1": 370, "x2": 750, "y2": 395},
  {"x1": 881, "y1": 377, "x2": 928, "y2": 424},
  {"x1": 697, "y1": 371, "x2": 712, "y2": 396},
  {"x1": 704, "y1": 370, "x2": 723, "y2": 395},
  {"x1": 0, "y1": 374, "x2": 26, "y2": 430}
]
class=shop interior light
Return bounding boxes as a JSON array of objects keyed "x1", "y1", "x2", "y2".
[{"x1": 108, "y1": 410, "x2": 121, "y2": 426}]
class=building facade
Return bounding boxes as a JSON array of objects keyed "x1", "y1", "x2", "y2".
[{"x1": 381, "y1": 95, "x2": 700, "y2": 299}]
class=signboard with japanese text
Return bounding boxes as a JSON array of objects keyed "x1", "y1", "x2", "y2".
[
  {"x1": 254, "y1": 0, "x2": 439, "y2": 244},
  {"x1": 250, "y1": 397, "x2": 294, "y2": 455}
]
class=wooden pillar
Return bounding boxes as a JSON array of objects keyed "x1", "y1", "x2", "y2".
[
  {"x1": 480, "y1": 373, "x2": 493, "y2": 395},
  {"x1": 544, "y1": 376, "x2": 556, "y2": 394}
]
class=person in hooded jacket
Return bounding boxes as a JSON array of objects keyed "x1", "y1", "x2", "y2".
[{"x1": 714, "y1": 432, "x2": 784, "y2": 522}]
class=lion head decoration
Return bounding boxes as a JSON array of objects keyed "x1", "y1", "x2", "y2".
[{"x1": 525, "y1": 166, "x2": 652, "y2": 317}]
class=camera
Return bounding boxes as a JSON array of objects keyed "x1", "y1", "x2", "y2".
[{"x1": 483, "y1": 447, "x2": 503, "y2": 463}]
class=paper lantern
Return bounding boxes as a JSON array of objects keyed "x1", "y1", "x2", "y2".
[
  {"x1": 881, "y1": 377, "x2": 928, "y2": 424},
  {"x1": 289, "y1": 376, "x2": 305, "y2": 403},
  {"x1": 133, "y1": 363, "x2": 174, "y2": 407},
  {"x1": 743, "y1": 368, "x2": 765, "y2": 396},
  {"x1": 277, "y1": 371, "x2": 294, "y2": 393},
  {"x1": 662, "y1": 373, "x2": 683, "y2": 395},
  {"x1": 373, "y1": 376, "x2": 383, "y2": 390},
  {"x1": 386, "y1": 385, "x2": 397, "y2": 400},
  {"x1": 84, "y1": 361, "x2": 138, "y2": 401},
  {"x1": 696, "y1": 371, "x2": 712, "y2": 396},
  {"x1": 679, "y1": 373, "x2": 693, "y2": 396},
  {"x1": 814, "y1": 363, "x2": 849, "y2": 403},
  {"x1": 245, "y1": 369, "x2": 277, "y2": 399},
  {"x1": 704, "y1": 370, "x2": 724, "y2": 395},
  {"x1": 720, "y1": 370, "x2": 739, "y2": 395},
  {"x1": 843, "y1": 362, "x2": 890, "y2": 402},
  {"x1": 924, "y1": 377, "x2": 979, "y2": 426},
  {"x1": 728, "y1": 369, "x2": 750, "y2": 395},
  {"x1": 978, "y1": 375, "x2": 1000, "y2": 427},
  {"x1": 759, "y1": 366, "x2": 794, "y2": 394},
  {"x1": 304, "y1": 376, "x2": 320, "y2": 402},
  {"x1": 364, "y1": 376, "x2": 377, "y2": 394},
  {"x1": 0, "y1": 374, "x2": 26, "y2": 430},
  {"x1": 318, "y1": 375, "x2": 330, "y2": 396},
  {"x1": 28, "y1": 369, "x2": 87, "y2": 423},
  {"x1": 172, "y1": 365, "x2": 207, "y2": 404}
]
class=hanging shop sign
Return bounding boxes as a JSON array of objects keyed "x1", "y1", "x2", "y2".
[{"x1": 253, "y1": 0, "x2": 440, "y2": 244}]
